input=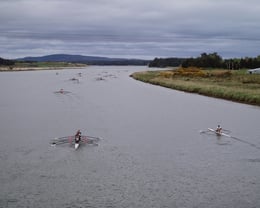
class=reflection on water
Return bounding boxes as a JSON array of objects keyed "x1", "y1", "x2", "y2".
[{"x1": 0, "y1": 66, "x2": 260, "y2": 208}]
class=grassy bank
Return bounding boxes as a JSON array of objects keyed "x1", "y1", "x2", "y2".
[
  {"x1": 0, "y1": 62, "x2": 86, "y2": 71},
  {"x1": 131, "y1": 68, "x2": 260, "y2": 106}
]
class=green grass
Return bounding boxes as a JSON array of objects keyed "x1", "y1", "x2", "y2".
[{"x1": 131, "y1": 69, "x2": 260, "y2": 106}]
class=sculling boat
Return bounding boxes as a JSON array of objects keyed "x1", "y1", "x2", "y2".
[
  {"x1": 51, "y1": 135, "x2": 100, "y2": 149},
  {"x1": 75, "y1": 142, "x2": 80, "y2": 149},
  {"x1": 54, "y1": 89, "x2": 71, "y2": 94},
  {"x1": 202, "y1": 128, "x2": 260, "y2": 150},
  {"x1": 208, "y1": 128, "x2": 230, "y2": 137}
]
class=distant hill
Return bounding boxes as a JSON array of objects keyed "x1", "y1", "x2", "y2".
[{"x1": 16, "y1": 54, "x2": 150, "y2": 66}]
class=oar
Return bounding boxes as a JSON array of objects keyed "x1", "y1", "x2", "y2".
[
  {"x1": 50, "y1": 137, "x2": 70, "y2": 146},
  {"x1": 85, "y1": 135, "x2": 102, "y2": 140},
  {"x1": 222, "y1": 129, "x2": 231, "y2": 133},
  {"x1": 51, "y1": 137, "x2": 68, "y2": 143},
  {"x1": 221, "y1": 132, "x2": 231, "y2": 137},
  {"x1": 81, "y1": 137, "x2": 99, "y2": 145},
  {"x1": 199, "y1": 129, "x2": 210, "y2": 134},
  {"x1": 229, "y1": 136, "x2": 260, "y2": 150},
  {"x1": 211, "y1": 130, "x2": 259, "y2": 149},
  {"x1": 51, "y1": 140, "x2": 70, "y2": 146}
]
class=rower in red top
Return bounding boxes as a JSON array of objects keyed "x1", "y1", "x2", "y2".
[{"x1": 75, "y1": 130, "x2": 82, "y2": 144}]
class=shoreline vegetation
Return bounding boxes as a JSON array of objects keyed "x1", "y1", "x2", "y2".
[
  {"x1": 0, "y1": 62, "x2": 87, "y2": 72},
  {"x1": 131, "y1": 67, "x2": 260, "y2": 106}
]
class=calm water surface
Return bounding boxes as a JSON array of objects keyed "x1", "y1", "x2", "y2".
[{"x1": 0, "y1": 66, "x2": 260, "y2": 208}]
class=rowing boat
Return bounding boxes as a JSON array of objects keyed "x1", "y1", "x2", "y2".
[
  {"x1": 204, "y1": 129, "x2": 260, "y2": 150},
  {"x1": 54, "y1": 89, "x2": 71, "y2": 94},
  {"x1": 208, "y1": 128, "x2": 230, "y2": 137},
  {"x1": 51, "y1": 135, "x2": 100, "y2": 148},
  {"x1": 75, "y1": 142, "x2": 80, "y2": 149}
]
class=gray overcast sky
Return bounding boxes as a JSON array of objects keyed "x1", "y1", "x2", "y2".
[{"x1": 1, "y1": 0, "x2": 260, "y2": 59}]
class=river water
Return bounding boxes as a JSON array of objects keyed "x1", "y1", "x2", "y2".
[{"x1": 0, "y1": 66, "x2": 259, "y2": 208}]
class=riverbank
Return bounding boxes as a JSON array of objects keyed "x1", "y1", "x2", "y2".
[
  {"x1": 131, "y1": 68, "x2": 260, "y2": 106},
  {"x1": 0, "y1": 62, "x2": 87, "y2": 72}
]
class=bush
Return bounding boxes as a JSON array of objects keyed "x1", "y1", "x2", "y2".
[
  {"x1": 173, "y1": 67, "x2": 206, "y2": 77},
  {"x1": 159, "y1": 71, "x2": 174, "y2": 78}
]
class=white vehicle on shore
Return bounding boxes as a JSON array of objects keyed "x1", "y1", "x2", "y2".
[{"x1": 248, "y1": 68, "x2": 260, "y2": 74}]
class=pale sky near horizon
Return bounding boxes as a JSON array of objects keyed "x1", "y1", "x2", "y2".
[{"x1": 0, "y1": 0, "x2": 260, "y2": 59}]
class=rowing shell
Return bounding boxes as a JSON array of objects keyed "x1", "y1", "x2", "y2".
[
  {"x1": 208, "y1": 128, "x2": 230, "y2": 137},
  {"x1": 75, "y1": 142, "x2": 80, "y2": 149},
  {"x1": 51, "y1": 135, "x2": 100, "y2": 148}
]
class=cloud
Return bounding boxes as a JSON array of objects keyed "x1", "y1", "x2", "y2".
[{"x1": 0, "y1": 0, "x2": 260, "y2": 59}]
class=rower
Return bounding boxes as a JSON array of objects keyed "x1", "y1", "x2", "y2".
[
  {"x1": 75, "y1": 130, "x2": 82, "y2": 144},
  {"x1": 216, "y1": 125, "x2": 222, "y2": 133},
  {"x1": 59, "y1": 88, "x2": 64, "y2": 94}
]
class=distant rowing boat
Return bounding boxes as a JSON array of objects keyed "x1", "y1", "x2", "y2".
[
  {"x1": 208, "y1": 128, "x2": 231, "y2": 137},
  {"x1": 51, "y1": 135, "x2": 100, "y2": 149},
  {"x1": 54, "y1": 89, "x2": 71, "y2": 94},
  {"x1": 200, "y1": 128, "x2": 260, "y2": 150}
]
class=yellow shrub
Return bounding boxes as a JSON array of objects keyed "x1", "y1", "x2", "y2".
[
  {"x1": 173, "y1": 67, "x2": 206, "y2": 77},
  {"x1": 160, "y1": 71, "x2": 173, "y2": 78}
]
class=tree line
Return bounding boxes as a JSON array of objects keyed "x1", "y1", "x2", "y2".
[
  {"x1": 0, "y1": 56, "x2": 150, "y2": 66},
  {"x1": 149, "y1": 53, "x2": 260, "y2": 69},
  {"x1": 2, "y1": 54, "x2": 260, "y2": 69},
  {"x1": 148, "y1": 57, "x2": 186, "y2": 68},
  {"x1": 0, "y1": 57, "x2": 15, "y2": 66}
]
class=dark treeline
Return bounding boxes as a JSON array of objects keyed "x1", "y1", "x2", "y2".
[
  {"x1": 149, "y1": 53, "x2": 260, "y2": 69},
  {"x1": 182, "y1": 53, "x2": 222, "y2": 68},
  {"x1": 148, "y1": 57, "x2": 186, "y2": 68},
  {"x1": 0, "y1": 57, "x2": 15, "y2": 66}
]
